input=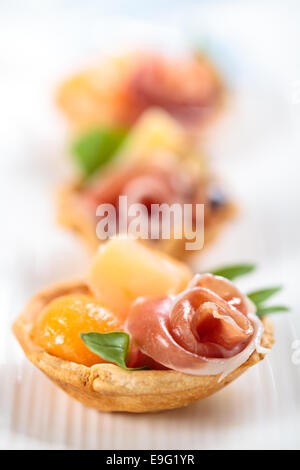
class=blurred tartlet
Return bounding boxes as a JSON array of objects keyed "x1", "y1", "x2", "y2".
[
  {"x1": 57, "y1": 51, "x2": 225, "y2": 132},
  {"x1": 57, "y1": 110, "x2": 235, "y2": 259}
]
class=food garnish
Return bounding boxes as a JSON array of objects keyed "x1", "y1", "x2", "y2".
[
  {"x1": 211, "y1": 263, "x2": 256, "y2": 280},
  {"x1": 247, "y1": 286, "x2": 289, "y2": 317},
  {"x1": 80, "y1": 331, "x2": 145, "y2": 371},
  {"x1": 72, "y1": 127, "x2": 127, "y2": 177}
]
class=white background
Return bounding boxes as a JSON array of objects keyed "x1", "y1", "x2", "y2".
[{"x1": 0, "y1": 0, "x2": 299, "y2": 449}]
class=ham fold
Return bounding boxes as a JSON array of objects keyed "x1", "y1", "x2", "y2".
[
  {"x1": 129, "y1": 54, "x2": 222, "y2": 125},
  {"x1": 81, "y1": 161, "x2": 225, "y2": 239},
  {"x1": 127, "y1": 274, "x2": 267, "y2": 377},
  {"x1": 82, "y1": 163, "x2": 193, "y2": 210}
]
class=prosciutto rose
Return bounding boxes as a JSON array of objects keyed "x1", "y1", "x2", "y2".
[
  {"x1": 127, "y1": 274, "x2": 268, "y2": 378},
  {"x1": 80, "y1": 161, "x2": 226, "y2": 239}
]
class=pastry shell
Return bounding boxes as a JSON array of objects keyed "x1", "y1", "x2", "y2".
[
  {"x1": 13, "y1": 280, "x2": 274, "y2": 413},
  {"x1": 57, "y1": 182, "x2": 236, "y2": 259}
]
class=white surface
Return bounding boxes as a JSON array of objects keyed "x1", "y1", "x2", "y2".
[{"x1": 0, "y1": 0, "x2": 300, "y2": 450}]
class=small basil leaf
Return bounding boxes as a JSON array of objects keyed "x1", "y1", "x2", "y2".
[
  {"x1": 256, "y1": 305, "x2": 290, "y2": 318},
  {"x1": 247, "y1": 286, "x2": 282, "y2": 307},
  {"x1": 211, "y1": 263, "x2": 256, "y2": 281},
  {"x1": 80, "y1": 331, "x2": 144, "y2": 370},
  {"x1": 72, "y1": 128, "x2": 127, "y2": 177}
]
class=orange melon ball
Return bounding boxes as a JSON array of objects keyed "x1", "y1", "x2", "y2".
[{"x1": 31, "y1": 294, "x2": 123, "y2": 367}]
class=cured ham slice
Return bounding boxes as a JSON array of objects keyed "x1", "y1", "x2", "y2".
[
  {"x1": 80, "y1": 160, "x2": 225, "y2": 241},
  {"x1": 127, "y1": 274, "x2": 267, "y2": 377},
  {"x1": 129, "y1": 54, "x2": 222, "y2": 125},
  {"x1": 187, "y1": 273, "x2": 249, "y2": 315},
  {"x1": 82, "y1": 162, "x2": 196, "y2": 210},
  {"x1": 81, "y1": 161, "x2": 204, "y2": 239},
  {"x1": 127, "y1": 342, "x2": 168, "y2": 370}
]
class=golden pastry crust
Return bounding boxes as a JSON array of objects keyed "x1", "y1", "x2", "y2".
[
  {"x1": 13, "y1": 280, "x2": 274, "y2": 413},
  {"x1": 57, "y1": 182, "x2": 236, "y2": 259}
]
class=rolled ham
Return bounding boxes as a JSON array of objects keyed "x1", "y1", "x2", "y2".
[
  {"x1": 82, "y1": 163, "x2": 195, "y2": 208},
  {"x1": 129, "y1": 54, "x2": 222, "y2": 126},
  {"x1": 80, "y1": 161, "x2": 226, "y2": 241},
  {"x1": 127, "y1": 274, "x2": 269, "y2": 378}
]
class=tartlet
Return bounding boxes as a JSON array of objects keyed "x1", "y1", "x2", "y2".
[
  {"x1": 57, "y1": 51, "x2": 225, "y2": 133},
  {"x1": 57, "y1": 181, "x2": 236, "y2": 259},
  {"x1": 13, "y1": 279, "x2": 273, "y2": 413},
  {"x1": 57, "y1": 108, "x2": 235, "y2": 259}
]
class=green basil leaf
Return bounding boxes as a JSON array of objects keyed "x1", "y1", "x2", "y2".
[
  {"x1": 247, "y1": 286, "x2": 282, "y2": 307},
  {"x1": 80, "y1": 331, "x2": 144, "y2": 370},
  {"x1": 211, "y1": 263, "x2": 256, "y2": 280},
  {"x1": 72, "y1": 128, "x2": 127, "y2": 177},
  {"x1": 256, "y1": 305, "x2": 290, "y2": 318}
]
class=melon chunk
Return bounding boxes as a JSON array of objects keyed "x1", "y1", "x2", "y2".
[
  {"x1": 86, "y1": 237, "x2": 192, "y2": 320},
  {"x1": 114, "y1": 108, "x2": 188, "y2": 165}
]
